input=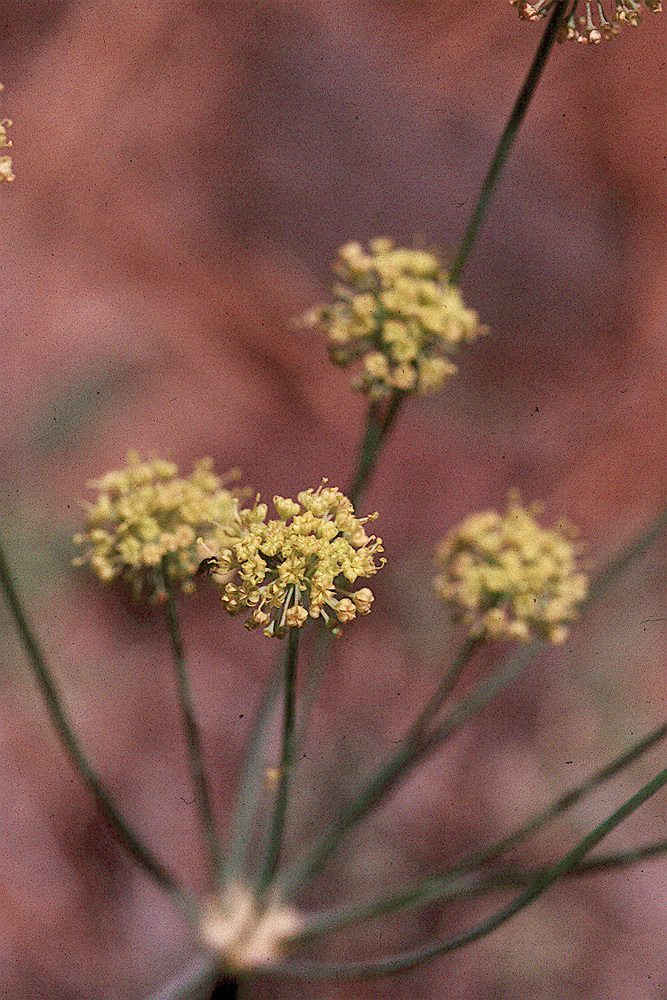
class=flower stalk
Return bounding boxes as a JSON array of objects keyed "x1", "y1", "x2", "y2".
[
  {"x1": 0, "y1": 541, "x2": 195, "y2": 920},
  {"x1": 162, "y1": 560, "x2": 222, "y2": 882}
]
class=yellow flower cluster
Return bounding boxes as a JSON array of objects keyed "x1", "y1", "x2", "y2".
[
  {"x1": 73, "y1": 453, "x2": 242, "y2": 600},
  {"x1": 433, "y1": 495, "x2": 588, "y2": 643},
  {"x1": 208, "y1": 483, "x2": 384, "y2": 637},
  {"x1": 510, "y1": 0, "x2": 661, "y2": 43},
  {"x1": 0, "y1": 85, "x2": 14, "y2": 184},
  {"x1": 303, "y1": 238, "x2": 485, "y2": 400}
]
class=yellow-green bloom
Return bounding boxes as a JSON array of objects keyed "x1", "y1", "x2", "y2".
[
  {"x1": 208, "y1": 483, "x2": 384, "y2": 637},
  {"x1": 433, "y1": 495, "x2": 588, "y2": 643},
  {"x1": 510, "y1": 0, "x2": 661, "y2": 43},
  {"x1": 302, "y1": 238, "x2": 486, "y2": 400},
  {"x1": 73, "y1": 452, "x2": 242, "y2": 600},
  {"x1": 0, "y1": 84, "x2": 14, "y2": 183}
]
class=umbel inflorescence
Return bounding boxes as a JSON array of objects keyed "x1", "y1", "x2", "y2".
[
  {"x1": 434, "y1": 494, "x2": 588, "y2": 643},
  {"x1": 303, "y1": 238, "x2": 485, "y2": 399},
  {"x1": 0, "y1": 84, "x2": 14, "y2": 183},
  {"x1": 510, "y1": 0, "x2": 662, "y2": 43},
  {"x1": 73, "y1": 453, "x2": 242, "y2": 600},
  {"x1": 205, "y1": 482, "x2": 384, "y2": 637}
]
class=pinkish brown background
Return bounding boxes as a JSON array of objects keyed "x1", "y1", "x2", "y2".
[{"x1": 1, "y1": 1, "x2": 666, "y2": 997}]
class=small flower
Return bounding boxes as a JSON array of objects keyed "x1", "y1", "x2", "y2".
[
  {"x1": 302, "y1": 238, "x2": 486, "y2": 400},
  {"x1": 0, "y1": 84, "x2": 14, "y2": 184},
  {"x1": 208, "y1": 482, "x2": 384, "y2": 637},
  {"x1": 433, "y1": 494, "x2": 588, "y2": 643},
  {"x1": 510, "y1": 0, "x2": 661, "y2": 43},
  {"x1": 199, "y1": 883, "x2": 302, "y2": 971},
  {"x1": 73, "y1": 452, "x2": 243, "y2": 600}
]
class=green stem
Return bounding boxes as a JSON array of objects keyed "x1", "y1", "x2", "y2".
[
  {"x1": 348, "y1": 391, "x2": 404, "y2": 509},
  {"x1": 583, "y1": 505, "x2": 667, "y2": 610},
  {"x1": 256, "y1": 627, "x2": 300, "y2": 894},
  {"x1": 292, "y1": 714, "x2": 667, "y2": 939},
  {"x1": 446, "y1": 714, "x2": 667, "y2": 875},
  {"x1": 449, "y1": 0, "x2": 568, "y2": 284},
  {"x1": 144, "y1": 956, "x2": 218, "y2": 1000},
  {"x1": 272, "y1": 760, "x2": 667, "y2": 978},
  {"x1": 277, "y1": 642, "x2": 534, "y2": 898},
  {"x1": 221, "y1": 648, "x2": 285, "y2": 886},
  {"x1": 295, "y1": 831, "x2": 667, "y2": 944},
  {"x1": 406, "y1": 634, "x2": 482, "y2": 741},
  {"x1": 0, "y1": 542, "x2": 195, "y2": 920},
  {"x1": 162, "y1": 562, "x2": 222, "y2": 883}
]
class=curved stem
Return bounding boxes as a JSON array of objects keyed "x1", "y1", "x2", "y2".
[
  {"x1": 0, "y1": 542, "x2": 195, "y2": 920},
  {"x1": 449, "y1": 0, "x2": 568, "y2": 284},
  {"x1": 277, "y1": 642, "x2": 534, "y2": 899},
  {"x1": 270, "y1": 759, "x2": 667, "y2": 978},
  {"x1": 162, "y1": 563, "x2": 222, "y2": 884},
  {"x1": 292, "y1": 713, "x2": 667, "y2": 939},
  {"x1": 256, "y1": 627, "x2": 300, "y2": 894}
]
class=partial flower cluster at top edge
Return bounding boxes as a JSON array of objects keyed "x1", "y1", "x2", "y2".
[
  {"x1": 204, "y1": 482, "x2": 384, "y2": 638},
  {"x1": 510, "y1": 0, "x2": 662, "y2": 43},
  {"x1": 433, "y1": 493, "x2": 588, "y2": 643},
  {"x1": 301, "y1": 238, "x2": 486, "y2": 400},
  {"x1": 73, "y1": 452, "x2": 243, "y2": 601},
  {"x1": 0, "y1": 85, "x2": 14, "y2": 183}
]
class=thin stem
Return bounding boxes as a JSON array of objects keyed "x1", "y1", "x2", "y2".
[
  {"x1": 271, "y1": 759, "x2": 667, "y2": 978},
  {"x1": 406, "y1": 634, "x2": 482, "y2": 741},
  {"x1": 449, "y1": 0, "x2": 568, "y2": 284},
  {"x1": 292, "y1": 714, "x2": 667, "y2": 939},
  {"x1": 277, "y1": 642, "x2": 534, "y2": 899},
  {"x1": 0, "y1": 542, "x2": 195, "y2": 920},
  {"x1": 162, "y1": 562, "x2": 222, "y2": 884},
  {"x1": 295, "y1": 832, "x2": 667, "y2": 944},
  {"x1": 221, "y1": 648, "x2": 285, "y2": 886},
  {"x1": 445, "y1": 715, "x2": 667, "y2": 875},
  {"x1": 348, "y1": 391, "x2": 404, "y2": 509},
  {"x1": 256, "y1": 627, "x2": 300, "y2": 894},
  {"x1": 144, "y1": 956, "x2": 218, "y2": 1000},
  {"x1": 583, "y1": 505, "x2": 667, "y2": 610}
]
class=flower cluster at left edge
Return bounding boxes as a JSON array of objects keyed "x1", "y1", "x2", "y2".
[
  {"x1": 73, "y1": 452, "x2": 244, "y2": 601},
  {"x1": 0, "y1": 84, "x2": 14, "y2": 183}
]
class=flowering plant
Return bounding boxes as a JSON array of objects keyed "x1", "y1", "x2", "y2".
[{"x1": 1, "y1": 7, "x2": 666, "y2": 996}]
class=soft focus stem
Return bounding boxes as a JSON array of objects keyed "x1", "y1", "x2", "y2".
[
  {"x1": 406, "y1": 634, "x2": 482, "y2": 741},
  {"x1": 449, "y1": 0, "x2": 568, "y2": 284},
  {"x1": 274, "y1": 759, "x2": 667, "y2": 978},
  {"x1": 257, "y1": 626, "x2": 300, "y2": 893},
  {"x1": 348, "y1": 391, "x2": 404, "y2": 509},
  {"x1": 0, "y1": 541, "x2": 195, "y2": 920},
  {"x1": 278, "y1": 642, "x2": 533, "y2": 898},
  {"x1": 162, "y1": 561, "x2": 222, "y2": 883}
]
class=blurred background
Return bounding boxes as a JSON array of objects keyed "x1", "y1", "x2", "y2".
[{"x1": 0, "y1": 0, "x2": 666, "y2": 996}]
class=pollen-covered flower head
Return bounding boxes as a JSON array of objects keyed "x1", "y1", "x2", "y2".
[
  {"x1": 433, "y1": 493, "x2": 588, "y2": 643},
  {"x1": 302, "y1": 238, "x2": 486, "y2": 400},
  {"x1": 0, "y1": 84, "x2": 14, "y2": 183},
  {"x1": 208, "y1": 482, "x2": 384, "y2": 637},
  {"x1": 510, "y1": 0, "x2": 661, "y2": 43},
  {"x1": 73, "y1": 452, "x2": 243, "y2": 600}
]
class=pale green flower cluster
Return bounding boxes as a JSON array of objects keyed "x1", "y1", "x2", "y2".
[
  {"x1": 209, "y1": 483, "x2": 384, "y2": 637},
  {"x1": 0, "y1": 85, "x2": 14, "y2": 184},
  {"x1": 433, "y1": 496, "x2": 588, "y2": 643},
  {"x1": 303, "y1": 238, "x2": 485, "y2": 400},
  {"x1": 73, "y1": 453, "x2": 241, "y2": 600},
  {"x1": 510, "y1": 0, "x2": 661, "y2": 43}
]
